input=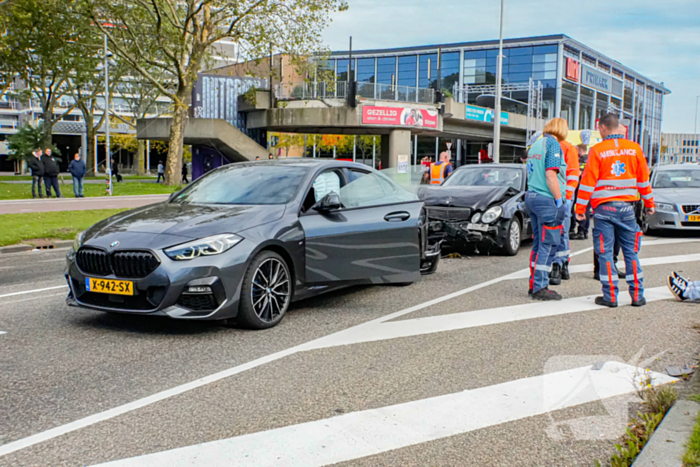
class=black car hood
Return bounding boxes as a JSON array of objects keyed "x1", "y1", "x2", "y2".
[
  {"x1": 85, "y1": 202, "x2": 286, "y2": 242},
  {"x1": 418, "y1": 185, "x2": 520, "y2": 211}
]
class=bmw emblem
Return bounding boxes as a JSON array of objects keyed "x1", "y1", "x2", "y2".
[{"x1": 110, "y1": 241, "x2": 120, "y2": 248}]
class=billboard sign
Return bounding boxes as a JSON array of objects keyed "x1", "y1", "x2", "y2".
[
  {"x1": 361, "y1": 106, "x2": 438, "y2": 128},
  {"x1": 192, "y1": 74, "x2": 267, "y2": 130},
  {"x1": 565, "y1": 57, "x2": 580, "y2": 82},
  {"x1": 465, "y1": 104, "x2": 509, "y2": 125},
  {"x1": 581, "y1": 65, "x2": 610, "y2": 94}
]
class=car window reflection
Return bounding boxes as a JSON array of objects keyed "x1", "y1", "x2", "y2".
[{"x1": 654, "y1": 170, "x2": 700, "y2": 189}]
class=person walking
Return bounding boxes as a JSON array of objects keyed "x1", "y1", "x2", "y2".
[
  {"x1": 111, "y1": 158, "x2": 123, "y2": 183},
  {"x1": 575, "y1": 113, "x2": 654, "y2": 308},
  {"x1": 550, "y1": 139, "x2": 580, "y2": 285},
  {"x1": 430, "y1": 152, "x2": 453, "y2": 185},
  {"x1": 68, "y1": 153, "x2": 87, "y2": 197},
  {"x1": 27, "y1": 149, "x2": 45, "y2": 199},
  {"x1": 181, "y1": 162, "x2": 189, "y2": 184},
  {"x1": 157, "y1": 161, "x2": 165, "y2": 183},
  {"x1": 42, "y1": 148, "x2": 61, "y2": 198},
  {"x1": 525, "y1": 117, "x2": 569, "y2": 301}
]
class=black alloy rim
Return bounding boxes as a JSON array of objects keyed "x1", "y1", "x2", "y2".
[{"x1": 251, "y1": 258, "x2": 290, "y2": 323}]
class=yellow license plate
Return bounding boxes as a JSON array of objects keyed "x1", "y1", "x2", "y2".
[
  {"x1": 85, "y1": 278, "x2": 134, "y2": 296},
  {"x1": 689, "y1": 215, "x2": 700, "y2": 222}
]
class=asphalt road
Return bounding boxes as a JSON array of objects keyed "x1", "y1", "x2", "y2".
[
  {"x1": 0, "y1": 194, "x2": 169, "y2": 214},
  {"x1": 1, "y1": 234, "x2": 699, "y2": 466}
]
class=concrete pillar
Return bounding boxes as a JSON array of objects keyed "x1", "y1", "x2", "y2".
[{"x1": 380, "y1": 129, "x2": 411, "y2": 169}]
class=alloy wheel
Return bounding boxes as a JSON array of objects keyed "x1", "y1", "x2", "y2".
[
  {"x1": 509, "y1": 219, "x2": 521, "y2": 251},
  {"x1": 251, "y1": 258, "x2": 290, "y2": 323}
]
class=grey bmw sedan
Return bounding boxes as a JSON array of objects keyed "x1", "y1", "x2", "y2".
[
  {"x1": 65, "y1": 160, "x2": 440, "y2": 329},
  {"x1": 638, "y1": 163, "x2": 700, "y2": 234}
]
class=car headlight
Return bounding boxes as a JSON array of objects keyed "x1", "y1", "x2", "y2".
[
  {"x1": 73, "y1": 231, "x2": 86, "y2": 251},
  {"x1": 471, "y1": 212, "x2": 482, "y2": 223},
  {"x1": 164, "y1": 234, "x2": 243, "y2": 261},
  {"x1": 656, "y1": 203, "x2": 675, "y2": 212},
  {"x1": 481, "y1": 206, "x2": 503, "y2": 224}
]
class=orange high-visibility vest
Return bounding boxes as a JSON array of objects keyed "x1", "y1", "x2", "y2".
[
  {"x1": 561, "y1": 140, "x2": 580, "y2": 201},
  {"x1": 575, "y1": 136, "x2": 654, "y2": 214},
  {"x1": 430, "y1": 162, "x2": 448, "y2": 185}
]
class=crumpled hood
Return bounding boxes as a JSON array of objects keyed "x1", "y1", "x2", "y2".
[
  {"x1": 85, "y1": 202, "x2": 286, "y2": 242},
  {"x1": 417, "y1": 185, "x2": 519, "y2": 211}
]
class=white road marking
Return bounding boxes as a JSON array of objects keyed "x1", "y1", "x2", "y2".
[
  {"x1": 303, "y1": 287, "x2": 673, "y2": 350},
  {"x1": 92, "y1": 362, "x2": 676, "y2": 467},
  {"x1": 508, "y1": 253, "x2": 700, "y2": 280},
  {"x1": 0, "y1": 243, "x2": 693, "y2": 458},
  {"x1": 0, "y1": 285, "x2": 68, "y2": 299},
  {"x1": 0, "y1": 331, "x2": 6, "y2": 335}
]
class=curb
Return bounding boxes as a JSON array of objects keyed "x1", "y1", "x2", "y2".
[
  {"x1": 0, "y1": 240, "x2": 73, "y2": 254},
  {"x1": 632, "y1": 400, "x2": 700, "y2": 467}
]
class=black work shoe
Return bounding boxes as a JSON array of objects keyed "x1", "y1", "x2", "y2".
[
  {"x1": 570, "y1": 232, "x2": 584, "y2": 240},
  {"x1": 549, "y1": 263, "x2": 562, "y2": 286},
  {"x1": 532, "y1": 288, "x2": 562, "y2": 301},
  {"x1": 595, "y1": 296, "x2": 618, "y2": 308},
  {"x1": 528, "y1": 288, "x2": 533, "y2": 296},
  {"x1": 561, "y1": 262, "x2": 570, "y2": 280},
  {"x1": 631, "y1": 298, "x2": 646, "y2": 307}
]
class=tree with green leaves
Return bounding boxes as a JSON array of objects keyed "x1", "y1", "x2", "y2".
[
  {"x1": 81, "y1": 0, "x2": 348, "y2": 185},
  {"x1": 0, "y1": 0, "x2": 104, "y2": 146}
]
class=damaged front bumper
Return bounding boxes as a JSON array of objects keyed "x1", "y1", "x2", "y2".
[{"x1": 428, "y1": 220, "x2": 507, "y2": 249}]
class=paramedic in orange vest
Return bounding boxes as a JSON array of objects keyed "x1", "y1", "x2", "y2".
[
  {"x1": 430, "y1": 152, "x2": 453, "y2": 185},
  {"x1": 549, "y1": 139, "x2": 580, "y2": 285},
  {"x1": 575, "y1": 113, "x2": 655, "y2": 308}
]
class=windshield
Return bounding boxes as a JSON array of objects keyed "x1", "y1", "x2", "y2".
[
  {"x1": 443, "y1": 167, "x2": 524, "y2": 190},
  {"x1": 653, "y1": 170, "x2": 700, "y2": 189},
  {"x1": 173, "y1": 165, "x2": 308, "y2": 205}
]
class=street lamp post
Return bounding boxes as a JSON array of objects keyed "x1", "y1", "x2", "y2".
[
  {"x1": 104, "y1": 33, "x2": 112, "y2": 196},
  {"x1": 493, "y1": 0, "x2": 505, "y2": 163}
]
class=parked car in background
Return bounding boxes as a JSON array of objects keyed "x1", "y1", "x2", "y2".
[
  {"x1": 418, "y1": 163, "x2": 531, "y2": 256},
  {"x1": 66, "y1": 160, "x2": 440, "y2": 330},
  {"x1": 638, "y1": 163, "x2": 700, "y2": 234}
]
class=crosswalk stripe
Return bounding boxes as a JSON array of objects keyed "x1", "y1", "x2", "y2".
[
  {"x1": 91, "y1": 362, "x2": 676, "y2": 467},
  {"x1": 507, "y1": 253, "x2": 700, "y2": 280},
  {"x1": 303, "y1": 286, "x2": 672, "y2": 350}
]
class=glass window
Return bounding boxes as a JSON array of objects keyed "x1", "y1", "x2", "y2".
[
  {"x1": 464, "y1": 50, "x2": 487, "y2": 59},
  {"x1": 509, "y1": 55, "x2": 533, "y2": 65},
  {"x1": 398, "y1": 55, "x2": 417, "y2": 87},
  {"x1": 581, "y1": 86, "x2": 595, "y2": 98},
  {"x1": 533, "y1": 45, "x2": 558, "y2": 54},
  {"x1": 508, "y1": 46, "x2": 533, "y2": 57},
  {"x1": 419, "y1": 54, "x2": 438, "y2": 88},
  {"x1": 356, "y1": 58, "x2": 375, "y2": 83},
  {"x1": 441, "y1": 52, "x2": 460, "y2": 92},
  {"x1": 653, "y1": 170, "x2": 700, "y2": 188},
  {"x1": 376, "y1": 57, "x2": 396, "y2": 85},
  {"x1": 339, "y1": 171, "x2": 416, "y2": 208},
  {"x1": 336, "y1": 59, "x2": 351, "y2": 81},
  {"x1": 174, "y1": 165, "x2": 308, "y2": 205},
  {"x1": 612, "y1": 79, "x2": 623, "y2": 97},
  {"x1": 444, "y1": 167, "x2": 524, "y2": 191}
]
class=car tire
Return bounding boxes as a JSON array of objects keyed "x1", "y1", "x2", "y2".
[
  {"x1": 235, "y1": 250, "x2": 292, "y2": 330},
  {"x1": 640, "y1": 212, "x2": 658, "y2": 236},
  {"x1": 502, "y1": 217, "x2": 522, "y2": 256}
]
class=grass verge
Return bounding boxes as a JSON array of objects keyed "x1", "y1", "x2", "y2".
[
  {"x1": 0, "y1": 181, "x2": 178, "y2": 200},
  {"x1": 682, "y1": 396, "x2": 700, "y2": 466},
  {"x1": 0, "y1": 209, "x2": 127, "y2": 247}
]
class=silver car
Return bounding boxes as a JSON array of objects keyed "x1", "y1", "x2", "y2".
[{"x1": 638, "y1": 164, "x2": 700, "y2": 234}]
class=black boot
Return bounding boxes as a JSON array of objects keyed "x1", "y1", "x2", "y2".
[
  {"x1": 561, "y1": 261, "x2": 570, "y2": 280},
  {"x1": 595, "y1": 296, "x2": 617, "y2": 308},
  {"x1": 532, "y1": 288, "x2": 562, "y2": 301},
  {"x1": 549, "y1": 263, "x2": 562, "y2": 286}
]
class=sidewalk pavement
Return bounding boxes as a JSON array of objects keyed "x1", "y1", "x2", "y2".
[{"x1": 0, "y1": 194, "x2": 169, "y2": 215}]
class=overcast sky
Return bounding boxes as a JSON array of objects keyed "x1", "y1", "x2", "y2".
[{"x1": 322, "y1": 0, "x2": 700, "y2": 134}]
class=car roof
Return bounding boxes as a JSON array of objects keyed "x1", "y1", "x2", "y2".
[
  {"x1": 218, "y1": 159, "x2": 373, "y2": 171},
  {"x1": 655, "y1": 164, "x2": 700, "y2": 171}
]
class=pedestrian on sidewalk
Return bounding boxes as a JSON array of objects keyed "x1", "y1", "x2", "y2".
[
  {"x1": 181, "y1": 162, "x2": 189, "y2": 184},
  {"x1": 68, "y1": 153, "x2": 86, "y2": 197},
  {"x1": 42, "y1": 148, "x2": 61, "y2": 198},
  {"x1": 575, "y1": 113, "x2": 654, "y2": 308},
  {"x1": 668, "y1": 272, "x2": 700, "y2": 302},
  {"x1": 525, "y1": 117, "x2": 569, "y2": 301},
  {"x1": 550, "y1": 139, "x2": 580, "y2": 285},
  {"x1": 111, "y1": 159, "x2": 122, "y2": 183},
  {"x1": 157, "y1": 161, "x2": 165, "y2": 183},
  {"x1": 27, "y1": 148, "x2": 45, "y2": 199}
]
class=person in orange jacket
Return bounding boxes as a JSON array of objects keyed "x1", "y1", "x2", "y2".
[
  {"x1": 575, "y1": 113, "x2": 655, "y2": 308},
  {"x1": 550, "y1": 139, "x2": 580, "y2": 285}
]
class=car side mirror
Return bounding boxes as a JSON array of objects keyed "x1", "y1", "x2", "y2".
[{"x1": 313, "y1": 192, "x2": 341, "y2": 212}]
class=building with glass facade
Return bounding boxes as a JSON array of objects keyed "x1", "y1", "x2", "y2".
[
  {"x1": 661, "y1": 133, "x2": 699, "y2": 164},
  {"x1": 324, "y1": 34, "x2": 669, "y2": 162}
]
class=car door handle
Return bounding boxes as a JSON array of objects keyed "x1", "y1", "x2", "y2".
[{"x1": 384, "y1": 211, "x2": 410, "y2": 222}]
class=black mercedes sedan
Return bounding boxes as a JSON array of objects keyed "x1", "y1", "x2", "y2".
[
  {"x1": 65, "y1": 160, "x2": 440, "y2": 329},
  {"x1": 418, "y1": 163, "x2": 532, "y2": 256}
]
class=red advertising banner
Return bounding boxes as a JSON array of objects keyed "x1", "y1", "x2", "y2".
[
  {"x1": 362, "y1": 106, "x2": 438, "y2": 129},
  {"x1": 565, "y1": 57, "x2": 580, "y2": 82}
]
